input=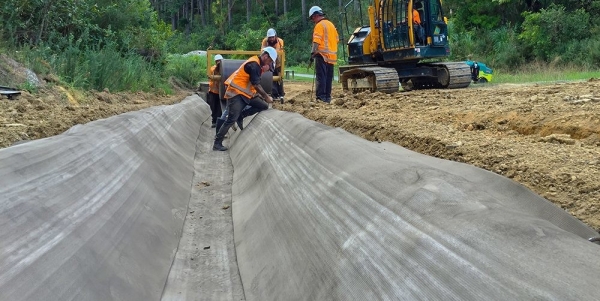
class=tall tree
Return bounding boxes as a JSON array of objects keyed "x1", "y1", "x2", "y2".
[
  {"x1": 228, "y1": 0, "x2": 232, "y2": 26},
  {"x1": 198, "y1": 0, "x2": 206, "y2": 26},
  {"x1": 247, "y1": 0, "x2": 251, "y2": 22},
  {"x1": 302, "y1": 0, "x2": 306, "y2": 24}
]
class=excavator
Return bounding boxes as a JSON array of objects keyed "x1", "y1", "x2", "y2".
[{"x1": 339, "y1": 0, "x2": 471, "y2": 93}]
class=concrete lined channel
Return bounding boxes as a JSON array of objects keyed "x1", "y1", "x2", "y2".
[{"x1": 1, "y1": 94, "x2": 599, "y2": 300}]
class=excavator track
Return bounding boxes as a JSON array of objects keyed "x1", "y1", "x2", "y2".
[
  {"x1": 340, "y1": 67, "x2": 400, "y2": 94},
  {"x1": 340, "y1": 62, "x2": 471, "y2": 93},
  {"x1": 435, "y1": 61, "x2": 472, "y2": 89},
  {"x1": 409, "y1": 62, "x2": 472, "y2": 90}
]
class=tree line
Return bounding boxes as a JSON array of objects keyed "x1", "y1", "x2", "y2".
[{"x1": 1, "y1": 0, "x2": 599, "y2": 91}]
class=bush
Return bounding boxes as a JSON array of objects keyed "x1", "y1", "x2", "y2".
[
  {"x1": 562, "y1": 39, "x2": 600, "y2": 69},
  {"x1": 163, "y1": 54, "x2": 207, "y2": 89},
  {"x1": 520, "y1": 5, "x2": 590, "y2": 61},
  {"x1": 487, "y1": 26, "x2": 525, "y2": 69}
]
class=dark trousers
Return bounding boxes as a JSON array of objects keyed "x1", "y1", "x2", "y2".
[
  {"x1": 471, "y1": 66, "x2": 480, "y2": 82},
  {"x1": 414, "y1": 24, "x2": 425, "y2": 44},
  {"x1": 215, "y1": 94, "x2": 269, "y2": 141},
  {"x1": 315, "y1": 55, "x2": 334, "y2": 102},
  {"x1": 207, "y1": 92, "x2": 222, "y2": 123},
  {"x1": 272, "y1": 66, "x2": 284, "y2": 98}
]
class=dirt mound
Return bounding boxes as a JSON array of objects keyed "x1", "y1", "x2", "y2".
[{"x1": 0, "y1": 85, "x2": 187, "y2": 147}]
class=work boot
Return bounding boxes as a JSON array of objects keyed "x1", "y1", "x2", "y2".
[
  {"x1": 215, "y1": 119, "x2": 225, "y2": 135},
  {"x1": 213, "y1": 139, "x2": 227, "y2": 151}
]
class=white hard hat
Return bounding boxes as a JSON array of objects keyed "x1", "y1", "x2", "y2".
[
  {"x1": 267, "y1": 28, "x2": 276, "y2": 37},
  {"x1": 262, "y1": 46, "x2": 278, "y2": 62},
  {"x1": 214, "y1": 54, "x2": 223, "y2": 62},
  {"x1": 309, "y1": 6, "x2": 323, "y2": 18}
]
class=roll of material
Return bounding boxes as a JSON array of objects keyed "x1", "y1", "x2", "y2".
[{"x1": 219, "y1": 59, "x2": 273, "y2": 100}]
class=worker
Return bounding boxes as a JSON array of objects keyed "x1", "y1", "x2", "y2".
[
  {"x1": 208, "y1": 54, "x2": 224, "y2": 128},
  {"x1": 213, "y1": 47, "x2": 277, "y2": 151},
  {"x1": 413, "y1": 8, "x2": 421, "y2": 25},
  {"x1": 471, "y1": 61, "x2": 480, "y2": 82},
  {"x1": 308, "y1": 6, "x2": 339, "y2": 103},
  {"x1": 261, "y1": 28, "x2": 285, "y2": 102},
  {"x1": 413, "y1": 2, "x2": 425, "y2": 44},
  {"x1": 214, "y1": 57, "x2": 273, "y2": 135}
]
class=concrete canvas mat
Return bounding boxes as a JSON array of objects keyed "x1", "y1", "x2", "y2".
[
  {"x1": 1, "y1": 96, "x2": 599, "y2": 300},
  {"x1": 0, "y1": 96, "x2": 206, "y2": 300},
  {"x1": 228, "y1": 110, "x2": 600, "y2": 301}
]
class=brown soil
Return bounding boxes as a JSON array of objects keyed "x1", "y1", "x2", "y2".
[
  {"x1": 0, "y1": 86, "x2": 187, "y2": 147},
  {"x1": 2, "y1": 71, "x2": 599, "y2": 233}
]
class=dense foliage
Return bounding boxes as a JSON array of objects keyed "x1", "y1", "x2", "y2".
[
  {"x1": 1, "y1": 0, "x2": 599, "y2": 92},
  {"x1": 445, "y1": 0, "x2": 600, "y2": 69}
]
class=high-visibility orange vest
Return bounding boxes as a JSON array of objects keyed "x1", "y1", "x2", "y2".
[
  {"x1": 413, "y1": 9, "x2": 421, "y2": 25},
  {"x1": 312, "y1": 19, "x2": 339, "y2": 65},
  {"x1": 224, "y1": 56, "x2": 260, "y2": 99},
  {"x1": 261, "y1": 37, "x2": 284, "y2": 51},
  {"x1": 208, "y1": 65, "x2": 219, "y2": 94},
  {"x1": 261, "y1": 37, "x2": 284, "y2": 68}
]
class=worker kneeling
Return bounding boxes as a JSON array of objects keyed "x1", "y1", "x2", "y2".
[{"x1": 213, "y1": 47, "x2": 277, "y2": 151}]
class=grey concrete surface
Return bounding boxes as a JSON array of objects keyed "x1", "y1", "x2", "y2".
[
  {"x1": 161, "y1": 113, "x2": 244, "y2": 301},
  {"x1": 229, "y1": 110, "x2": 600, "y2": 301},
  {"x1": 0, "y1": 95, "x2": 205, "y2": 300},
  {"x1": 1, "y1": 95, "x2": 599, "y2": 300}
]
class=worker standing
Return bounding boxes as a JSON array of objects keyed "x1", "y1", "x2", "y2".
[
  {"x1": 308, "y1": 6, "x2": 339, "y2": 103},
  {"x1": 213, "y1": 47, "x2": 277, "y2": 151},
  {"x1": 208, "y1": 54, "x2": 224, "y2": 128},
  {"x1": 413, "y1": 2, "x2": 425, "y2": 44},
  {"x1": 261, "y1": 28, "x2": 285, "y2": 102},
  {"x1": 471, "y1": 61, "x2": 480, "y2": 82}
]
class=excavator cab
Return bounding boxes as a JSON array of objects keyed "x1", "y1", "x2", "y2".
[
  {"x1": 381, "y1": 0, "x2": 449, "y2": 50},
  {"x1": 340, "y1": 0, "x2": 471, "y2": 92}
]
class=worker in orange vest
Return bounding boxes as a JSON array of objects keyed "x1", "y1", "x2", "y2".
[
  {"x1": 413, "y1": 1, "x2": 425, "y2": 44},
  {"x1": 213, "y1": 47, "x2": 277, "y2": 151},
  {"x1": 308, "y1": 6, "x2": 339, "y2": 103},
  {"x1": 261, "y1": 28, "x2": 285, "y2": 102},
  {"x1": 207, "y1": 54, "x2": 223, "y2": 128}
]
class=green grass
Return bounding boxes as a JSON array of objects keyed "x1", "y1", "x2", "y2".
[
  {"x1": 280, "y1": 65, "x2": 316, "y2": 82},
  {"x1": 284, "y1": 63, "x2": 600, "y2": 86},
  {"x1": 492, "y1": 69, "x2": 600, "y2": 84},
  {"x1": 287, "y1": 62, "x2": 600, "y2": 83},
  {"x1": 283, "y1": 65, "x2": 351, "y2": 84}
]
